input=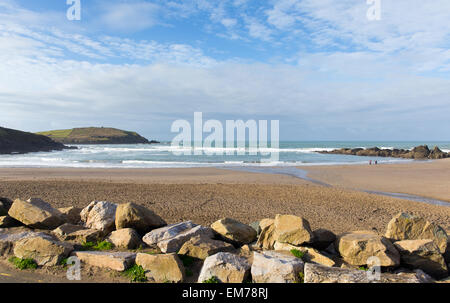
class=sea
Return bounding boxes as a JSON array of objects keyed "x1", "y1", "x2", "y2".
[{"x1": 0, "y1": 141, "x2": 449, "y2": 168}]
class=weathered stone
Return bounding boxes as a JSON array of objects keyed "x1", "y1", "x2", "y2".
[
  {"x1": 211, "y1": 218, "x2": 257, "y2": 245},
  {"x1": 14, "y1": 236, "x2": 73, "y2": 266},
  {"x1": 311, "y1": 229, "x2": 337, "y2": 250},
  {"x1": 394, "y1": 239, "x2": 448, "y2": 279},
  {"x1": 0, "y1": 216, "x2": 22, "y2": 228},
  {"x1": 178, "y1": 236, "x2": 235, "y2": 260},
  {"x1": 385, "y1": 213, "x2": 448, "y2": 254},
  {"x1": 58, "y1": 207, "x2": 82, "y2": 224},
  {"x1": 273, "y1": 214, "x2": 313, "y2": 246},
  {"x1": 80, "y1": 201, "x2": 117, "y2": 235},
  {"x1": 136, "y1": 253, "x2": 185, "y2": 283},
  {"x1": 273, "y1": 242, "x2": 335, "y2": 267},
  {"x1": 157, "y1": 225, "x2": 214, "y2": 253},
  {"x1": 0, "y1": 198, "x2": 13, "y2": 216},
  {"x1": 198, "y1": 252, "x2": 251, "y2": 283},
  {"x1": 71, "y1": 251, "x2": 136, "y2": 271},
  {"x1": 143, "y1": 221, "x2": 197, "y2": 246},
  {"x1": 107, "y1": 228, "x2": 141, "y2": 249},
  {"x1": 250, "y1": 218, "x2": 274, "y2": 236},
  {"x1": 115, "y1": 202, "x2": 166, "y2": 234},
  {"x1": 256, "y1": 223, "x2": 276, "y2": 250},
  {"x1": 336, "y1": 231, "x2": 400, "y2": 267},
  {"x1": 0, "y1": 228, "x2": 51, "y2": 256},
  {"x1": 304, "y1": 263, "x2": 425, "y2": 283},
  {"x1": 444, "y1": 240, "x2": 450, "y2": 263},
  {"x1": 251, "y1": 251, "x2": 304, "y2": 283},
  {"x1": 8, "y1": 198, "x2": 64, "y2": 229},
  {"x1": 52, "y1": 223, "x2": 102, "y2": 243}
]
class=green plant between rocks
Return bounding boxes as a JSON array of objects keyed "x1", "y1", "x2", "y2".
[
  {"x1": 82, "y1": 240, "x2": 113, "y2": 251},
  {"x1": 290, "y1": 249, "x2": 305, "y2": 260},
  {"x1": 8, "y1": 257, "x2": 38, "y2": 270},
  {"x1": 122, "y1": 265, "x2": 147, "y2": 283},
  {"x1": 298, "y1": 272, "x2": 305, "y2": 283},
  {"x1": 178, "y1": 254, "x2": 195, "y2": 267},
  {"x1": 202, "y1": 276, "x2": 220, "y2": 283}
]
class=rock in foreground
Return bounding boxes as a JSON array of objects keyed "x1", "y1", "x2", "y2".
[
  {"x1": 198, "y1": 252, "x2": 251, "y2": 283},
  {"x1": 251, "y1": 251, "x2": 304, "y2": 283},
  {"x1": 8, "y1": 198, "x2": 64, "y2": 230},
  {"x1": 136, "y1": 253, "x2": 185, "y2": 283}
]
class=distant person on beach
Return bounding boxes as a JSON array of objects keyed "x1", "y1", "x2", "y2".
[
  {"x1": 375, "y1": 160, "x2": 378, "y2": 165},
  {"x1": 369, "y1": 160, "x2": 372, "y2": 165}
]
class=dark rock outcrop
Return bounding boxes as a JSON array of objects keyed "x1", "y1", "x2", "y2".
[
  {"x1": 319, "y1": 145, "x2": 449, "y2": 160},
  {"x1": 0, "y1": 127, "x2": 74, "y2": 155}
]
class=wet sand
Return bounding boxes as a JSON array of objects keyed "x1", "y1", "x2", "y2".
[
  {"x1": 302, "y1": 158, "x2": 450, "y2": 202},
  {"x1": 0, "y1": 166, "x2": 449, "y2": 235}
]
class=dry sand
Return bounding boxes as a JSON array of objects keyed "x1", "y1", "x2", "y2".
[{"x1": 0, "y1": 165, "x2": 449, "y2": 235}]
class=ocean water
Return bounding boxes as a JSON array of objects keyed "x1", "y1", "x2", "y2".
[{"x1": 0, "y1": 141, "x2": 449, "y2": 168}]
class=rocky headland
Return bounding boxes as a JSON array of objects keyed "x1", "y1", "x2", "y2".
[
  {"x1": 319, "y1": 145, "x2": 449, "y2": 160},
  {"x1": 0, "y1": 127, "x2": 75, "y2": 155},
  {"x1": 0, "y1": 196, "x2": 448, "y2": 283},
  {"x1": 36, "y1": 127, "x2": 156, "y2": 145}
]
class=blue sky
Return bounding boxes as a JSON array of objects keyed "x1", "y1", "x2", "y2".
[{"x1": 1, "y1": 0, "x2": 450, "y2": 141}]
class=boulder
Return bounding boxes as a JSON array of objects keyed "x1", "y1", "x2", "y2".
[
  {"x1": 336, "y1": 230, "x2": 400, "y2": 267},
  {"x1": 8, "y1": 198, "x2": 64, "y2": 229},
  {"x1": 71, "y1": 251, "x2": 136, "y2": 271},
  {"x1": 0, "y1": 216, "x2": 22, "y2": 228},
  {"x1": 178, "y1": 236, "x2": 235, "y2": 260},
  {"x1": 58, "y1": 207, "x2": 82, "y2": 224},
  {"x1": 157, "y1": 225, "x2": 214, "y2": 253},
  {"x1": 429, "y1": 146, "x2": 448, "y2": 159},
  {"x1": 80, "y1": 201, "x2": 117, "y2": 235},
  {"x1": 0, "y1": 198, "x2": 13, "y2": 216},
  {"x1": 52, "y1": 223, "x2": 102, "y2": 243},
  {"x1": 273, "y1": 242, "x2": 335, "y2": 267},
  {"x1": 385, "y1": 213, "x2": 448, "y2": 254},
  {"x1": 251, "y1": 251, "x2": 304, "y2": 283},
  {"x1": 249, "y1": 218, "x2": 274, "y2": 236},
  {"x1": 143, "y1": 221, "x2": 197, "y2": 246},
  {"x1": 311, "y1": 229, "x2": 336, "y2": 250},
  {"x1": 394, "y1": 239, "x2": 448, "y2": 279},
  {"x1": 14, "y1": 235, "x2": 73, "y2": 266},
  {"x1": 256, "y1": 223, "x2": 276, "y2": 250},
  {"x1": 0, "y1": 228, "x2": 52, "y2": 256},
  {"x1": 273, "y1": 214, "x2": 313, "y2": 246},
  {"x1": 107, "y1": 228, "x2": 141, "y2": 249},
  {"x1": 198, "y1": 252, "x2": 251, "y2": 283},
  {"x1": 304, "y1": 263, "x2": 424, "y2": 283},
  {"x1": 115, "y1": 203, "x2": 166, "y2": 234},
  {"x1": 135, "y1": 253, "x2": 185, "y2": 283},
  {"x1": 211, "y1": 218, "x2": 257, "y2": 245}
]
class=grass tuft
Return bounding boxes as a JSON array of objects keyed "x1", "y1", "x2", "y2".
[
  {"x1": 202, "y1": 276, "x2": 220, "y2": 283},
  {"x1": 122, "y1": 264, "x2": 147, "y2": 283},
  {"x1": 8, "y1": 257, "x2": 38, "y2": 270},
  {"x1": 82, "y1": 240, "x2": 113, "y2": 251},
  {"x1": 178, "y1": 254, "x2": 195, "y2": 267},
  {"x1": 290, "y1": 249, "x2": 305, "y2": 260}
]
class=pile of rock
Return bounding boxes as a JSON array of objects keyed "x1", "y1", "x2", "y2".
[
  {"x1": 0, "y1": 196, "x2": 449, "y2": 283},
  {"x1": 318, "y1": 145, "x2": 450, "y2": 160}
]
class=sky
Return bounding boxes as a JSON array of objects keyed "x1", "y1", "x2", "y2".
[{"x1": 0, "y1": 0, "x2": 449, "y2": 141}]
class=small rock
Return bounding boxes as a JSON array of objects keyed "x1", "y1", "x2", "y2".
[
  {"x1": 256, "y1": 223, "x2": 276, "y2": 250},
  {"x1": 385, "y1": 212, "x2": 448, "y2": 254},
  {"x1": 80, "y1": 201, "x2": 117, "y2": 235},
  {"x1": 14, "y1": 236, "x2": 73, "y2": 266},
  {"x1": 0, "y1": 228, "x2": 52, "y2": 256},
  {"x1": 211, "y1": 218, "x2": 257, "y2": 245},
  {"x1": 304, "y1": 263, "x2": 424, "y2": 283},
  {"x1": 394, "y1": 239, "x2": 448, "y2": 279},
  {"x1": 107, "y1": 228, "x2": 141, "y2": 249},
  {"x1": 273, "y1": 214, "x2": 313, "y2": 246},
  {"x1": 143, "y1": 221, "x2": 197, "y2": 246},
  {"x1": 52, "y1": 223, "x2": 102, "y2": 243},
  {"x1": 273, "y1": 242, "x2": 335, "y2": 267},
  {"x1": 115, "y1": 202, "x2": 166, "y2": 234},
  {"x1": 178, "y1": 236, "x2": 235, "y2": 260},
  {"x1": 198, "y1": 252, "x2": 251, "y2": 283},
  {"x1": 8, "y1": 198, "x2": 64, "y2": 229},
  {"x1": 71, "y1": 251, "x2": 136, "y2": 271},
  {"x1": 336, "y1": 230, "x2": 400, "y2": 267},
  {"x1": 58, "y1": 207, "x2": 82, "y2": 224},
  {"x1": 311, "y1": 229, "x2": 336, "y2": 250},
  {"x1": 135, "y1": 253, "x2": 185, "y2": 283},
  {"x1": 251, "y1": 251, "x2": 304, "y2": 283},
  {"x1": 0, "y1": 216, "x2": 22, "y2": 228},
  {"x1": 157, "y1": 225, "x2": 214, "y2": 253}
]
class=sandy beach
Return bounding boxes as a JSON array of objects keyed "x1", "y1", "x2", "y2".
[{"x1": 1, "y1": 161, "x2": 449, "y2": 235}]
